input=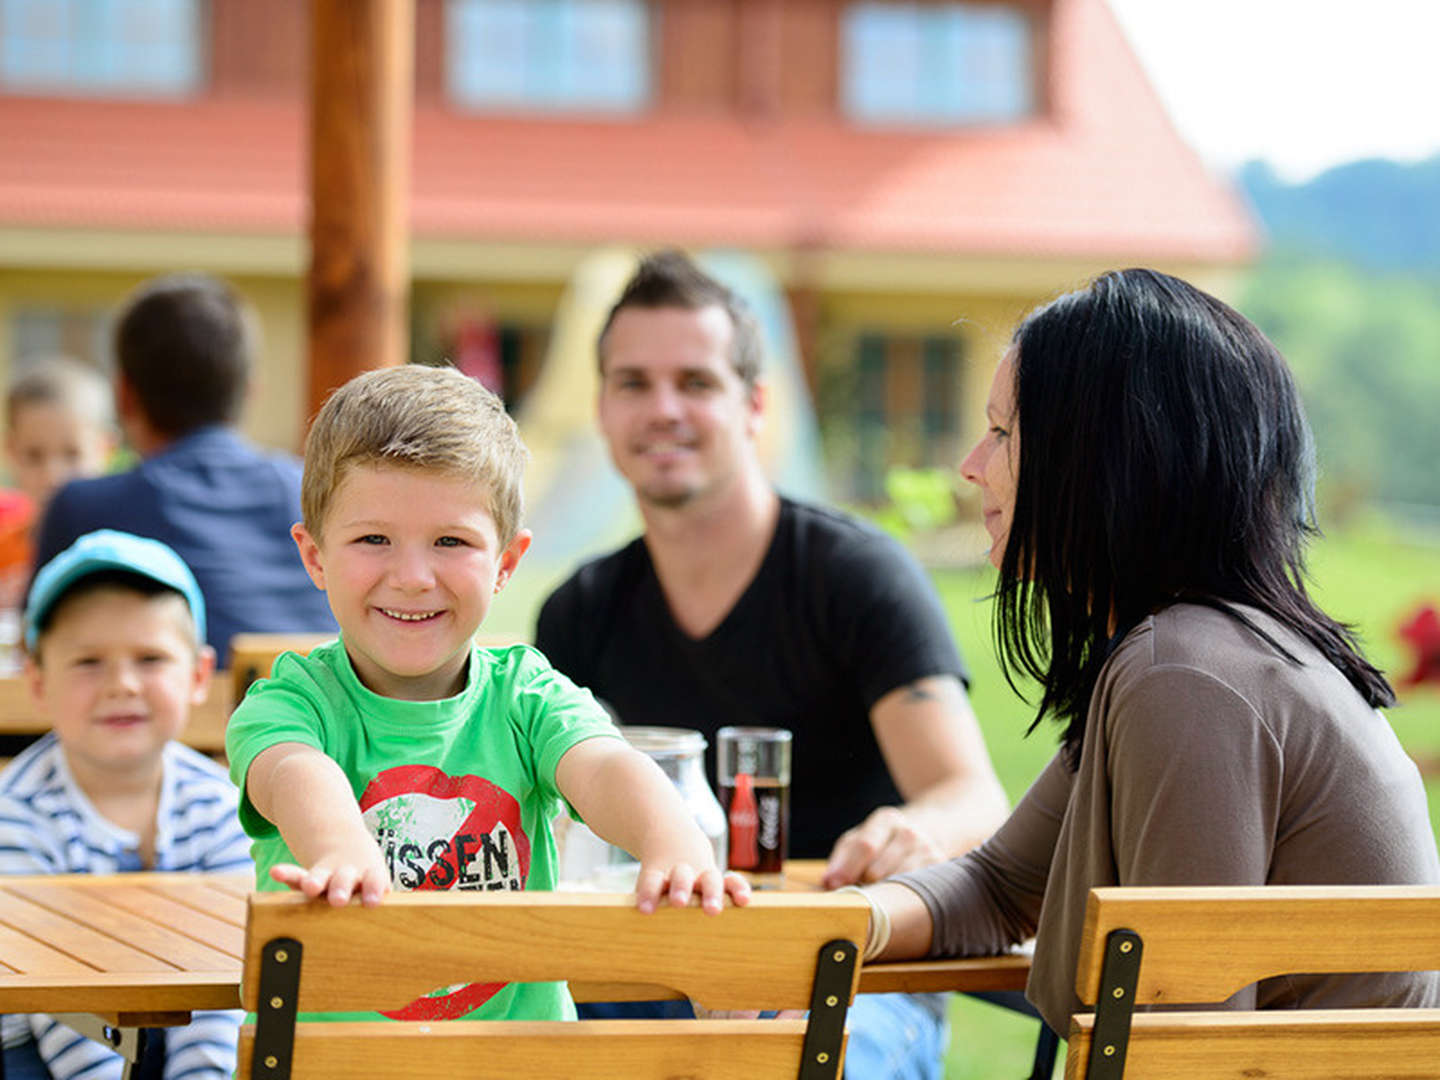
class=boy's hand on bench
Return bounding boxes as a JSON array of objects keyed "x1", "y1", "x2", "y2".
[
  {"x1": 635, "y1": 863, "x2": 752, "y2": 916},
  {"x1": 270, "y1": 851, "x2": 391, "y2": 908},
  {"x1": 247, "y1": 742, "x2": 392, "y2": 907},
  {"x1": 557, "y1": 737, "x2": 753, "y2": 915}
]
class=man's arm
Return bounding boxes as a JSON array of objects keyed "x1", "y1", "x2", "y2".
[{"x1": 821, "y1": 673, "x2": 1009, "y2": 888}]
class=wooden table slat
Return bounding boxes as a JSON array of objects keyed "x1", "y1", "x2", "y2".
[
  {"x1": 0, "y1": 971, "x2": 243, "y2": 1018},
  {"x1": 0, "y1": 887, "x2": 178, "y2": 974},
  {"x1": 0, "y1": 919, "x2": 97, "y2": 976},
  {"x1": 0, "y1": 872, "x2": 243, "y2": 889},
  {"x1": 100, "y1": 886, "x2": 245, "y2": 960},
  {"x1": 160, "y1": 874, "x2": 253, "y2": 903},
  {"x1": 8, "y1": 882, "x2": 240, "y2": 970},
  {"x1": 857, "y1": 955, "x2": 1031, "y2": 994}
]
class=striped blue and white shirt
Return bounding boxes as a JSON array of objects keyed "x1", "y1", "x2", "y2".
[{"x1": 0, "y1": 733, "x2": 251, "y2": 1080}]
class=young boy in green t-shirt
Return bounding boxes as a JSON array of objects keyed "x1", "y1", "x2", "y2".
[{"x1": 225, "y1": 365, "x2": 747, "y2": 1022}]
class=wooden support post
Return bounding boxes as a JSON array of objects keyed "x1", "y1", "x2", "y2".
[{"x1": 306, "y1": 0, "x2": 414, "y2": 423}]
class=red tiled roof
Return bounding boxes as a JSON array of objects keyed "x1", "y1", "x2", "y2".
[{"x1": 0, "y1": 0, "x2": 1256, "y2": 263}]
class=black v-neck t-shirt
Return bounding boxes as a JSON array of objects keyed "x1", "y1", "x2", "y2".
[{"x1": 536, "y1": 498, "x2": 969, "y2": 859}]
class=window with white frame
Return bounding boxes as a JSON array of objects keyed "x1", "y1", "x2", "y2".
[
  {"x1": 446, "y1": 0, "x2": 649, "y2": 114},
  {"x1": 0, "y1": 0, "x2": 202, "y2": 97},
  {"x1": 842, "y1": 1, "x2": 1033, "y2": 126}
]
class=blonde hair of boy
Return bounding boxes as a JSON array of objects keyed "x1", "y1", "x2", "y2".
[
  {"x1": 6, "y1": 356, "x2": 114, "y2": 433},
  {"x1": 302, "y1": 365, "x2": 528, "y2": 545}
]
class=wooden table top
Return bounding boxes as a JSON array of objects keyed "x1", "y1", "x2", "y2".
[
  {"x1": 0, "y1": 866, "x2": 1028, "y2": 1028},
  {"x1": 0, "y1": 872, "x2": 250, "y2": 1025}
]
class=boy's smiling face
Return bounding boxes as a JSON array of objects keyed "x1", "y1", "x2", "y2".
[
  {"x1": 292, "y1": 463, "x2": 531, "y2": 701},
  {"x1": 28, "y1": 587, "x2": 212, "y2": 784}
]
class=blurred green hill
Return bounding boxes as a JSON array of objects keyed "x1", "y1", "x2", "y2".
[
  {"x1": 1234, "y1": 155, "x2": 1440, "y2": 515},
  {"x1": 1239, "y1": 155, "x2": 1440, "y2": 274}
]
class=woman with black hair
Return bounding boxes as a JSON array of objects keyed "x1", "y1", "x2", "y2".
[{"x1": 854, "y1": 268, "x2": 1440, "y2": 1031}]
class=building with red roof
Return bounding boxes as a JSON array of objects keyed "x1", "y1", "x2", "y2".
[{"x1": 0, "y1": 0, "x2": 1255, "y2": 501}]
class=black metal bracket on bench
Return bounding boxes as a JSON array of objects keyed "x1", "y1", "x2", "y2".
[
  {"x1": 797, "y1": 938, "x2": 859, "y2": 1080},
  {"x1": 1085, "y1": 928, "x2": 1142, "y2": 1080},
  {"x1": 249, "y1": 936, "x2": 302, "y2": 1080}
]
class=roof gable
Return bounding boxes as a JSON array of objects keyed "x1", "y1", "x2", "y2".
[{"x1": 0, "y1": 0, "x2": 1255, "y2": 263}]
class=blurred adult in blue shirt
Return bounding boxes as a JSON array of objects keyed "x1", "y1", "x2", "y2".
[{"x1": 33, "y1": 273, "x2": 336, "y2": 661}]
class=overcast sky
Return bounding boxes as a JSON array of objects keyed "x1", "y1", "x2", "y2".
[{"x1": 1105, "y1": 0, "x2": 1440, "y2": 182}]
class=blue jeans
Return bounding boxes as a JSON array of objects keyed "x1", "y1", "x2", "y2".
[
  {"x1": 576, "y1": 992, "x2": 947, "y2": 1080},
  {"x1": 843, "y1": 993, "x2": 947, "y2": 1080}
]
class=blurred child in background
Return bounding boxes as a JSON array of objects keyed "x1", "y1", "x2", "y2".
[
  {"x1": 0, "y1": 529, "x2": 250, "y2": 1080},
  {"x1": 0, "y1": 359, "x2": 116, "y2": 671}
]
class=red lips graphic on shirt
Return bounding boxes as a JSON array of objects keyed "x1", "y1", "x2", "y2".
[{"x1": 358, "y1": 764, "x2": 532, "y2": 1020}]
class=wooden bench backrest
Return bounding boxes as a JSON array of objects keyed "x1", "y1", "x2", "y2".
[
  {"x1": 228, "y1": 633, "x2": 336, "y2": 700},
  {"x1": 1066, "y1": 885, "x2": 1440, "y2": 1079},
  {"x1": 238, "y1": 890, "x2": 869, "y2": 1079}
]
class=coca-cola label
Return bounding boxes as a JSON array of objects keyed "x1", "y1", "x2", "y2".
[{"x1": 722, "y1": 781, "x2": 788, "y2": 875}]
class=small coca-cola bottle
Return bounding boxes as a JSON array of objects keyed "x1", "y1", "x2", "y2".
[{"x1": 728, "y1": 772, "x2": 759, "y2": 870}]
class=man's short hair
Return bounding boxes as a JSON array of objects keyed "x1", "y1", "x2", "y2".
[
  {"x1": 6, "y1": 356, "x2": 114, "y2": 433},
  {"x1": 596, "y1": 251, "x2": 763, "y2": 388},
  {"x1": 114, "y1": 273, "x2": 255, "y2": 438},
  {"x1": 301, "y1": 364, "x2": 529, "y2": 545}
]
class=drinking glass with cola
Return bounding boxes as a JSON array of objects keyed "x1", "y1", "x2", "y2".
[{"x1": 716, "y1": 727, "x2": 792, "y2": 889}]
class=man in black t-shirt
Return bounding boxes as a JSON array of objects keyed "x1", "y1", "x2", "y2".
[{"x1": 537, "y1": 251, "x2": 1009, "y2": 1080}]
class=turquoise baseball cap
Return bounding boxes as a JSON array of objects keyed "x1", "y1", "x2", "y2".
[{"x1": 25, "y1": 529, "x2": 206, "y2": 651}]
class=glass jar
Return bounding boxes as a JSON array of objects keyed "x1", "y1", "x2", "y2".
[{"x1": 555, "y1": 726, "x2": 727, "y2": 890}]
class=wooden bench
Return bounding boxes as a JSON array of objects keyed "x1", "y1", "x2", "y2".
[
  {"x1": 1066, "y1": 885, "x2": 1440, "y2": 1079},
  {"x1": 239, "y1": 890, "x2": 870, "y2": 1079},
  {"x1": 229, "y1": 633, "x2": 336, "y2": 700}
]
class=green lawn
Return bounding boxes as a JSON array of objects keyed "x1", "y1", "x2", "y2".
[{"x1": 932, "y1": 514, "x2": 1440, "y2": 1078}]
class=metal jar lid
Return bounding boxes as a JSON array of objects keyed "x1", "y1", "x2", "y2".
[{"x1": 619, "y1": 725, "x2": 707, "y2": 759}]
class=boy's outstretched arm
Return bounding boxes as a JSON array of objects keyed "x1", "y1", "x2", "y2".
[
  {"x1": 556, "y1": 737, "x2": 751, "y2": 915},
  {"x1": 245, "y1": 742, "x2": 390, "y2": 907}
]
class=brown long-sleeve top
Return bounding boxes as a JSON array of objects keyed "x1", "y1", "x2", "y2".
[{"x1": 897, "y1": 602, "x2": 1440, "y2": 1033}]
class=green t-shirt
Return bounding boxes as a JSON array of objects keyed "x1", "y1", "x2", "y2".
[{"x1": 226, "y1": 637, "x2": 620, "y2": 1022}]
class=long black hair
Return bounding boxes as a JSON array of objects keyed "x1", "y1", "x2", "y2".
[{"x1": 994, "y1": 268, "x2": 1393, "y2": 764}]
